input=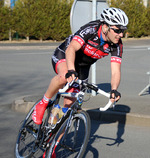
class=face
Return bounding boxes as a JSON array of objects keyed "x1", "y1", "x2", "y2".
[{"x1": 107, "y1": 25, "x2": 124, "y2": 44}]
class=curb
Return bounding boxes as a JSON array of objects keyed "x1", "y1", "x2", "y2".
[
  {"x1": 12, "y1": 99, "x2": 35, "y2": 114},
  {"x1": 87, "y1": 109, "x2": 150, "y2": 127},
  {"x1": 11, "y1": 95, "x2": 41, "y2": 113},
  {"x1": 12, "y1": 97, "x2": 150, "y2": 127},
  {"x1": 0, "y1": 45, "x2": 57, "y2": 50}
]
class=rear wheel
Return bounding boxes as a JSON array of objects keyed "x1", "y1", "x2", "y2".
[{"x1": 46, "y1": 111, "x2": 91, "y2": 158}]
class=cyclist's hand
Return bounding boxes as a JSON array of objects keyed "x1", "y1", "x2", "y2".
[
  {"x1": 110, "y1": 90, "x2": 121, "y2": 103},
  {"x1": 65, "y1": 70, "x2": 78, "y2": 83}
]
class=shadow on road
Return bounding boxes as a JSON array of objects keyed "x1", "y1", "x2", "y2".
[{"x1": 85, "y1": 104, "x2": 130, "y2": 158}]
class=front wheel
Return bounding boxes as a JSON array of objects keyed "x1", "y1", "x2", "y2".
[
  {"x1": 15, "y1": 101, "x2": 51, "y2": 158},
  {"x1": 46, "y1": 110, "x2": 91, "y2": 158}
]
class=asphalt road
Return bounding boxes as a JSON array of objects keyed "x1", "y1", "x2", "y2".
[
  {"x1": 0, "y1": 104, "x2": 150, "y2": 158},
  {"x1": 0, "y1": 45, "x2": 56, "y2": 105},
  {"x1": 0, "y1": 39, "x2": 150, "y2": 114},
  {"x1": 0, "y1": 39, "x2": 150, "y2": 158}
]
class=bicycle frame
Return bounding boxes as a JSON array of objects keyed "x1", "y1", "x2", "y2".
[
  {"x1": 15, "y1": 79, "x2": 114, "y2": 158},
  {"x1": 44, "y1": 89, "x2": 84, "y2": 142},
  {"x1": 44, "y1": 79, "x2": 113, "y2": 144}
]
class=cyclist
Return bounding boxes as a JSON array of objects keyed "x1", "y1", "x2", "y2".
[{"x1": 32, "y1": 7, "x2": 129, "y2": 125}]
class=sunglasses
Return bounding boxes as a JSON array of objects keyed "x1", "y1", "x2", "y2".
[{"x1": 110, "y1": 27, "x2": 125, "y2": 34}]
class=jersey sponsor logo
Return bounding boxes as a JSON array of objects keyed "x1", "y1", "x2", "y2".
[
  {"x1": 79, "y1": 27, "x2": 95, "y2": 38},
  {"x1": 111, "y1": 56, "x2": 122, "y2": 64},
  {"x1": 73, "y1": 36, "x2": 84, "y2": 46},
  {"x1": 83, "y1": 44, "x2": 95, "y2": 56},
  {"x1": 88, "y1": 40, "x2": 99, "y2": 46},
  {"x1": 83, "y1": 44, "x2": 109, "y2": 59},
  {"x1": 93, "y1": 36, "x2": 99, "y2": 41},
  {"x1": 52, "y1": 55, "x2": 59, "y2": 64},
  {"x1": 103, "y1": 44, "x2": 110, "y2": 53}
]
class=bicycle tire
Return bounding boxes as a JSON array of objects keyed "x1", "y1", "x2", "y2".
[
  {"x1": 15, "y1": 101, "x2": 52, "y2": 158},
  {"x1": 46, "y1": 110, "x2": 91, "y2": 158}
]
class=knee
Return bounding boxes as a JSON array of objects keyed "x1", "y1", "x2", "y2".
[{"x1": 58, "y1": 73, "x2": 67, "y2": 85}]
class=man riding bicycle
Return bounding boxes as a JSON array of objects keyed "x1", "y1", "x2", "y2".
[{"x1": 32, "y1": 7, "x2": 129, "y2": 125}]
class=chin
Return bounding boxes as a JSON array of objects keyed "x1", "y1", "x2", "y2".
[
  {"x1": 112, "y1": 40, "x2": 118, "y2": 44},
  {"x1": 114, "y1": 39, "x2": 119, "y2": 43}
]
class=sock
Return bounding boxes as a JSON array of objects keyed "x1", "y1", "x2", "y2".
[{"x1": 42, "y1": 94, "x2": 51, "y2": 104}]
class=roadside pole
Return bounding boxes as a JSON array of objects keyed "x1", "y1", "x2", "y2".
[
  {"x1": 70, "y1": 0, "x2": 109, "y2": 96},
  {"x1": 91, "y1": 0, "x2": 97, "y2": 96}
]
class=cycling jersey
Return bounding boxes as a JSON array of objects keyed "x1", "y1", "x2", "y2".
[{"x1": 52, "y1": 20, "x2": 123, "y2": 80}]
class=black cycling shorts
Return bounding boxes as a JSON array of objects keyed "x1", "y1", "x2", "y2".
[{"x1": 51, "y1": 42, "x2": 94, "y2": 81}]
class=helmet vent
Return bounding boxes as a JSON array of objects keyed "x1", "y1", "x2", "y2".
[
  {"x1": 110, "y1": 10, "x2": 113, "y2": 15},
  {"x1": 116, "y1": 14, "x2": 121, "y2": 22},
  {"x1": 101, "y1": 14, "x2": 104, "y2": 19},
  {"x1": 111, "y1": 19, "x2": 117, "y2": 24},
  {"x1": 104, "y1": 10, "x2": 107, "y2": 14},
  {"x1": 123, "y1": 15, "x2": 125, "y2": 24},
  {"x1": 105, "y1": 15, "x2": 110, "y2": 21}
]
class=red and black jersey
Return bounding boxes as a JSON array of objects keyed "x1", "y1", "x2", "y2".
[
  {"x1": 73, "y1": 20, "x2": 123, "y2": 64},
  {"x1": 52, "y1": 20, "x2": 123, "y2": 80}
]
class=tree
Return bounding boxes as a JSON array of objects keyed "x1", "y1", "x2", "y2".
[
  {"x1": 12, "y1": 0, "x2": 40, "y2": 41},
  {"x1": 12, "y1": 0, "x2": 73, "y2": 41},
  {"x1": 32, "y1": 0, "x2": 57, "y2": 41},
  {"x1": 145, "y1": 6, "x2": 150, "y2": 36},
  {"x1": 48, "y1": 0, "x2": 72, "y2": 40},
  {"x1": 108, "y1": 0, "x2": 148, "y2": 37},
  {"x1": 34, "y1": 0, "x2": 73, "y2": 41},
  {"x1": 0, "y1": 1, "x2": 11, "y2": 40},
  {"x1": 0, "y1": 0, "x2": 4, "y2": 7}
]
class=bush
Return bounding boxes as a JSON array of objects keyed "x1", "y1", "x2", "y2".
[
  {"x1": 0, "y1": 0, "x2": 149, "y2": 41},
  {"x1": 11, "y1": 0, "x2": 73, "y2": 41},
  {"x1": 12, "y1": 0, "x2": 43, "y2": 40}
]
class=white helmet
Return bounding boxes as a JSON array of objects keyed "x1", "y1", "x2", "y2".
[{"x1": 100, "y1": 8, "x2": 129, "y2": 29}]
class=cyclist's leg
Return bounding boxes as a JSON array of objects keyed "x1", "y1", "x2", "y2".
[
  {"x1": 63, "y1": 97, "x2": 76, "y2": 108},
  {"x1": 45, "y1": 61, "x2": 68, "y2": 98},
  {"x1": 32, "y1": 61, "x2": 68, "y2": 124},
  {"x1": 32, "y1": 59, "x2": 76, "y2": 124},
  {"x1": 45, "y1": 42, "x2": 77, "y2": 103},
  {"x1": 32, "y1": 44, "x2": 68, "y2": 124}
]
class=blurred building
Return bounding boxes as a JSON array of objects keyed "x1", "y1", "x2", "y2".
[
  {"x1": 4, "y1": 0, "x2": 16, "y2": 7},
  {"x1": 143, "y1": 0, "x2": 149, "y2": 6}
]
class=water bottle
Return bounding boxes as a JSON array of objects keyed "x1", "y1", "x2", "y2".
[
  {"x1": 48, "y1": 104, "x2": 60, "y2": 125},
  {"x1": 59, "y1": 107, "x2": 68, "y2": 119}
]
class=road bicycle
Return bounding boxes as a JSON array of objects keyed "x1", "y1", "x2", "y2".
[{"x1": 15, "y1": 79, "x2": 113, "y2": 158}]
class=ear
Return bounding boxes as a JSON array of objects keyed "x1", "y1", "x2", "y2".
[{"x1": 103, "y1": 24, "x2": 109, "y2": 33}]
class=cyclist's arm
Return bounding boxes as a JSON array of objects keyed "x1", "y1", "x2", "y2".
[
  {"x1": 110, "y1": 62, "x2": 121, "y2": 101},
  {"x1": 65, "y1": 40, "x2": 82, "y2": 82}
]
